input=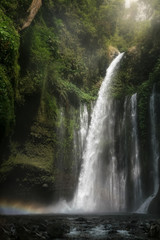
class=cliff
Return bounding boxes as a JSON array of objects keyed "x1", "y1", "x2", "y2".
[{"x1": 0, "y1": 0, "x2": 160, "y2": 211}]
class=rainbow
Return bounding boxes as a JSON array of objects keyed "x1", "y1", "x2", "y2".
[{"x1": 0, "y1": 200, "x2": 47, "y2": 215}]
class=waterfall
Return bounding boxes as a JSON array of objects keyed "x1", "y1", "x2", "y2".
[
  {"x1": 50, "y1": 53, "x2": 145, "y2": 214},
  {"x1": 130, "y1": 94, "x2": 142, "y2": 209},
  {"x1": 150, "y1": 87, "x2": 159, "y2": 194},
  {"x1": 71, "y1": 90, "x2": 143, "y2": 213},
  {"x1": 55, "y1": 108, "x2": 65, "y2": 198},
  {"x1": 73, "y1": 104, "x2": 90, "y2": 178},
  {"x1": 79, "y1": 104, "x2": 89, "y2": 155},
  {"x1": 72, "y1": 53, "x2": 124, "y2": 212},
  {"x1": 137, "y1": 86, "x2": 159, "y2": 213}
]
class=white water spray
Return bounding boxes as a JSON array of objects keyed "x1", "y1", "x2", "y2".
[
  {"x1": 131, "y1": 94, "x2": 142, "y2": 208},
  {"x1": 71, "y1": 53, "x2": 124, "y2": 212},
  {"x1": 79, "y1": 104, "x2": 89, "y2": 152},
  {"x1": 137, "y1": 87, "x2": 159, "y2": 213},
  {"x1": 150, "y1": 88, "x2": 159, "y2": 194}
]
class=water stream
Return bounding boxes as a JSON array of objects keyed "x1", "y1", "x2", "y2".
[
  {"x1": 1, "y1": 54, "x2": 159, "y2": 216},
  {"x1": 47, "y1": 52, "x2": 160, "y2": 215},
  {"x1": 130, "y1": 94, "x2": 142, "y2": 209},
  {"x1": 137, "y1": 86, "x2": 159, "y2": 213},
  {"x1": 71, "y1": 53, "x2": 125, "y2": 212},
  {"x1": 150, "y1": 87, "x2": 159, "y2": 194},
  {"x1": 51, "y1": 53, "x2": 146, "y2": 213}
]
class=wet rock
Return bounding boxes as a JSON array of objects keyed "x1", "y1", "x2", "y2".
[
  {"x1": 16, "y1": 226, "x2": 29, "y2": 240},
  {"x1": 148, "y1": 188, "x2": 160, "y2": 214},
  {"x1": 47, "y1": 221, "x2": 69, "y2": 238},
  {"x1": 1, "y1": 214, "x2": 160, "y2": 240},
  {"x1": 0, "y1": 227, "x2": 10, "y2": 240},
  {"x1": 8, "y1": 223, "x2": 16, "y2": 237},
  {"x1": 108, "y1": 229, "x2": 117, "y2": 234},
  {"x1": 76, "y1": 217, "x2": 86, "y2": 222},
  {"x1": 139, "y1": 223, "x2": 146, "y2": 231},
  {"x1": 38, "y1": 223, "x2": 47, "y2": 231},
  {"x1": 16, "y1": 226, "x2": 41, "y2": 240},
  {"x1": 131, "y1": 219, "x2": 137, "y2": 224},
  {"x1": 145, "y1": 222, "x2": 150, "y2": 230},
  {"x1": 35, "y1": 231, "x2": 46, "y2": 239},
  {"x1": 148, "y1": 223, "x2": 160, "y2": 238}
]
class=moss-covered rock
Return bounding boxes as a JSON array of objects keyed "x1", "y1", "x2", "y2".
[
  {"x1": 0, "y1": 9, "x2": 20, "y2": 139},
  {"x1": 0, "y1": 164, "x2": 54, "y2": 204},
  {"x1": 0, "y1": 66, "x2": 15, "y2": 137}
]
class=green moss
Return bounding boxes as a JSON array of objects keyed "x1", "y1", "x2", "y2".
[
  {"x1": 44, "y1": 93, "x2": 58, "y2": 120},
  {"x1": 150, "y1": 58, "x2": 160, "y2": 84},
  {"x1": 0, "y1": 9, "x2": 20, "y2": 137},
  {"x1": 137, "y1": 80, "x2": 152, "y2": 140},
  {"x1": 53, "y1": 106, "x2": 81, "y2": 173},
  {"x1": 0, "y1": 9, "x2": 19, "y2": 74},
  {"x1": 0, "y1": 65, "x2": 15, "y2": 136},
  {"x1": 137, "y1": 57, "x2": 160, "y2": 141},
  {"x1": 0, "y1": 0, "x2": 32, "y2": 28},
  {"x1": 0, "y1": 140, "x2": 55, "y2": 184},
  {"x1": 58, "y1": 80, "x2": 96, "y2": 104},
  {"x1": 1, "y1": 146, "x2": 53, "y2": 172}
]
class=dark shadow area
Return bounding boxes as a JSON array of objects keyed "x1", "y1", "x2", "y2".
[{"x1": 13, "y1": 94, "x2": 40, "y2": 144}]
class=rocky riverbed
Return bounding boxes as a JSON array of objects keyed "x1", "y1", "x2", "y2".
[{"x1": 0, "y1": 214, "x2": 160, "y2": 239}]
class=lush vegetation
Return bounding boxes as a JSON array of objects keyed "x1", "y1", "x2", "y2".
[
  {"x1": 1, "y1": 0, "x2": 160, "y2": 139},
  {"x1": 0, "y1": 0, "x2": 124, "y2": 199},
  {"x1": 108, "y1": 0, "x2": 160, "y2": 142},
  {"x1": 0, "y1": 0, "x2": 125, "y2": 140},
  {"x1": 0, "y1": 9, "x2": 19, "y2": 137}
]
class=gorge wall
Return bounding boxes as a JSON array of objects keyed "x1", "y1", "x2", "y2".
[
  {"x1": 1, "y1": 54, "x2": 160, "y2": 214},
  {"x1": 0, "y1": 0, "x2": 160, "y2": 213}
]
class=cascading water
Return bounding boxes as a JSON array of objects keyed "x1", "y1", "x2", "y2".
[
  {"x1": 79, "y1": 104, "x2": 89, "y2": 155},
  {"x1": 130, "y1": 94, "x2": 142, "y2": 209},
  {"x1": 70, "y1": 90, "x2": 144, "y2": 213},
  {"x1": 50, "y1": 54, "x2": 146, "y2": 214},
  {"x1": 137, "y1": 86, "x2": 159, "y2": 213},
  {"x1": 73, "y1": 104, "x2": 90, "y2": 179},
  {"x1": 150, "y1": 87, "x2": 159, "y2": 194},
  {"x1": 71, "y1": 53, "x2": 125, "y2": 212}
]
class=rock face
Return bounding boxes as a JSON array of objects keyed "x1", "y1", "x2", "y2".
[
  {"x1": 108, "y1": 46, "x2": 120, "y2": 62},
  {"x1": 148, "y1": 187, "x2": 160, "y2": 215},
  {"x1": 0, "y1": 92, "x2": 81, "y2": 204}
]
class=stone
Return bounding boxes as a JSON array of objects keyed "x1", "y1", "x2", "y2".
[
  {"x1": 148, "y1": 223, "x2": 160, "y2": 238},
  {"x1": 0, "y1": 227, "x2": 10, "y2": 240},
  {"x1": 16, "y1": 226, "x2": 40, "y2": 240},
  {"x1": 47, "y1": 221, "x2": 69, "y2": 238}
]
